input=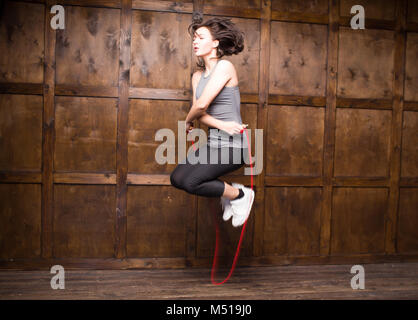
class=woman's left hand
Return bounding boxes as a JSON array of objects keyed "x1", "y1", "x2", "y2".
[{"x1": 185, "y1": 121, "x2": 194, "y2": 133}]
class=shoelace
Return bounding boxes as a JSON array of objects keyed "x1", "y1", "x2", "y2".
[{"x1": 191, "y1": 127, "x2": 253, "y2": 285}]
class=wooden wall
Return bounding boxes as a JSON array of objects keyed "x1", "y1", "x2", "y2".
[{"x1": 0, "y1": 0, "x2": 417, "y2": 270}]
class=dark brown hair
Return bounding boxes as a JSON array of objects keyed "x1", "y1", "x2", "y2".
[{"x1": 188, "y1": 16, "x2": 245, "y2": 71}]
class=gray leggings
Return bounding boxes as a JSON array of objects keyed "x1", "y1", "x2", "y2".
[{"x1": 170, "y1": 143, "x2": 247, "y2": 197}]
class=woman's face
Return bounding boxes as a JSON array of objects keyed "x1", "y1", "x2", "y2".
[{"x1": 193, "y1": 27, "x2": 217, "y2": 57}]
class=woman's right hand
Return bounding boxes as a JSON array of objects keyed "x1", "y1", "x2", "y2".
[{"x1": 221, "y1": 121, "x2": 248, "y2": 135}]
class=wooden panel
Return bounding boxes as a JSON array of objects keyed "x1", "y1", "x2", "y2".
[
  {"x1": 0, "y1": 1, "x2": 44, "y2": 83},
  {"x1": 133, "y1": 0, "x2": 193, "y2": 12},
  {"x1": 135, "y1": 0, "x2": 194, "y2": 4},
  {"x1": 330, "y1": 187, "x2": 387, "y2": 255},
  {"x1": 269, "y1": 21, "x2": 328, "y2": 97},
  {"x1": 397, "y1": 188, "x2": 418, "y2": 253},
  {"x1": 53, "y1": 185, "x2": 116, "y2": 258},
  {"x1": 185, "y1": 0, "x2": 202, "y2": 265},
  {"x1": 266, "y1": 105, "x2": 324, "y2": 176},
  {"x1": 263, "y1": 187, "x2": 322, "y2": 255},
  {"x1": 129, "y1": 87, "x2": 189, "y2": 99},
  {"x1": 115, "y1": 0, "x2": 131, "y2": 259},
  {"x1": 340, "y1": 0, "x2": 396, "y2": 21},
  {"x1": 407, "y1": 0, "x2": 418, "y2": 24},
  {"x1": 401, "y1": 111, "x2": 418, "y2": 177},
  {"x1": 0, "y1": 183, "x2": 41, "y2": 259},
  {"x1": 196, "y1": 197, "x2": 253, "y2": 259},
  {"x1": 55, "y1": 85, "x2": 119, "y2": 98},
  {"x1": 253, "y1": 0, "x2": 270, "y2": 258},
  {"x1": 405, "y1": 32, "x2": 418, "y2": 101},
  {"x1": 128, "y1": 99, "x2": 189, "y2": 174},
  {"x1": 54, "y1": 96, "x2": 118, "y2": 172},
  {"x1": 334, "y1": 108, "x2": 392, "y2": 177},
  {"x1": 337, "y1": 27, "x2": 395, "y2": 99},
  {"x1": 203, "y1": 5, "x2": 260, "y2": 19},
  {"x1": 1, "y1": 263, "x2": 418, "y2": 299},
  {"x1": 384, "y1": 0, "x2": 407, "y2": 256},
  {"x1": 42, "y1": 0, "x2": 57, "y2": 260},
  {"x1": 337, "y1": 97, "x2": 392, "y2": 110},
  {"x1": 205, "y1": 0, "x2": 260, "y2": 9},
  {"x1": 272, "y1": 0, "x2": 328, "y2": 15},
  {"x1": 52, "y1": 0, "x2": 122, "y2": 8},
  {"x1": 266, "y1": 176, "x2": 323, "y2": 186},
  {"x1": 338, "y1": 19, "x2": 396, "y2": 31},
  {"x1": 333, "y1": 177, "x2": 388, "y2": 187},
  {"x1": 54, "y1": 172, "x2": 116, "y2": 184},
  {"x1": 0, "y1": 172, "x2": 41, "y2": 183},
  {"x1": 55, "y1": 5, "x2": 120, "y2": 86},
  {"x1": 269, "y1": 94, "x2": 325, "y2": 107},
  {"x1": 199, "y1": 17, "x2": 260, "y2": 94},
  {"x1": 0, "y1": 83, "x2": 43, "y2": 95},
  {"x1": 0, "y1": 94, "x2": 43, "y2": 171},
  {"x1": 271, "y1": 12, "x2": 328, "y2": 25},
  {"x1": 0, "y1": 0, "x2": 416, "y2": 269},
  {"x1": 127, "y1": 185, "x2": 191, "y2": 257},
  {"x1": 238, "y1": 18, "x2": 261, "y2": 93},
  {"x1": 130, "y1": 10, "x2": 191, "y2": 89},
  {"x1": 403, "y1": 101, "x2": 418, "y2": 112}
]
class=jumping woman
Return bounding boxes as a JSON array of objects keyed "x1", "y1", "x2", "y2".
[{"x1": 170, "y1": 17, "x2": 255, "y2": 227}]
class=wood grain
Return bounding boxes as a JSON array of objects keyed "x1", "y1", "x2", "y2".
[
  {"x1": 0, "y1": 0, "x2": 416, "y2": 270},
  {"x1": 0, "y1": 263, "x2": 417, "y2": 299}
]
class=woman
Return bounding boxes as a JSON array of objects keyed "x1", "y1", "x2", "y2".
[{"x1": 170, "y1": 17, "x2": 255, "y2": 227}]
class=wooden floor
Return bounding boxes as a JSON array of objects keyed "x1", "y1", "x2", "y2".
[{"x1": 0, "y1": 262, "x2": 417, "y2": 299}]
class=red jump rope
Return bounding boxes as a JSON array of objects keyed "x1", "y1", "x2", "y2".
[{"x1": 190, "y1": 125, "x2": 253, "y2": 285}]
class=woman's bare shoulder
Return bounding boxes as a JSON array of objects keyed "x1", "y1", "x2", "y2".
[
  {"x1": 216, "y1": 59, "x2": 237, "y2": 79},
  {"x1": 192, "y1": 69, "x2": 203, "y2": 78},
  {"x1": 192, "y1": 70, "x2": 203, "y2": 87},
  {"x1": 218, "y1": 59, "x2": 236, "y2": 70}
]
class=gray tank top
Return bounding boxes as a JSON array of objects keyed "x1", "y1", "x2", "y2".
[{"x1": 195, "y1": 60, "x2": 249, "y2": 149}]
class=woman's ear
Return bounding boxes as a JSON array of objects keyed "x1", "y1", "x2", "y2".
[{"x1": 213, "y1": 39, "x2": 219, "y2": 48}]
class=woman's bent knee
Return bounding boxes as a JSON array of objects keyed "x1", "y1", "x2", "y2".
[
  {"x1": 182, "y1": 182, "x2": 196, "y2": 194},
  {"x1": 170, "y1": 170, "x2": 182, "y2": 189}
]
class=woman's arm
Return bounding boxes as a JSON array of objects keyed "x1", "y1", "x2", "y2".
[
  {"x1": 186, "y1": 61, "x2": 232, "y2": 123},
  {"x1": 192, "y1": 71, "x2": 224, "y2": 130},
  {"x1": 197, "y1": 112, "x2": 225, "y2": 130},
  {"x1": 198, "y1": 113, "x2": 247, "y2": 135},
  {"x1": 187, "y1": 66, "x2": 246, "y2": 135},
  {"x1": 185, "y1": 103, "x2": 206, "y2": 124},
  {"x1": 187, "y1": 71, "x2": 226, "y2": 131}
]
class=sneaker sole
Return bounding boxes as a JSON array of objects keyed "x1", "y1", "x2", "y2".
[
  {"x1": 223, "y1": 208, "x2": 233, "y2": 221},
  {"x1": 221, "y1": 197, "x2": 233, "y2": 221}
]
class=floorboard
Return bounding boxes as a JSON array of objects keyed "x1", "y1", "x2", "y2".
[{"x1": 0, "y1": 263, "x2": 417, "y2": 299}]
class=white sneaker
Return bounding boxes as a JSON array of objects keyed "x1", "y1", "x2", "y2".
[
  {"x1": 230, "y1": 184, "x2": 255, "y2": 227},
  {"x1": 220, "y1": 182, "x2": 244, "y2": 221},
  {"x1": 220, "y1": 196, "x2": 233, "y2": 221}
]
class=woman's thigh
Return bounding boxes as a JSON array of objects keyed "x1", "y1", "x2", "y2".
[
  {"x1": 171, "y1": 144, "x2": 242, "y2": 182},
  {"x1": 184, "y1": 144, "x2": 245, "y2": 181}
]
